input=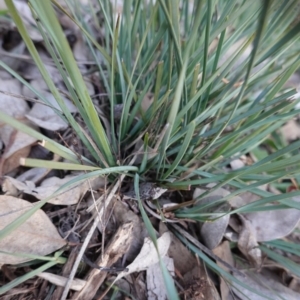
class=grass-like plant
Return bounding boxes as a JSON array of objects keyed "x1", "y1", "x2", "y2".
[{"x1": 1, "y1": 0, "x2": 300, "y2": 298}]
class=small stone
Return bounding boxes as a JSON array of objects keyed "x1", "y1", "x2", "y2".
[{"x1": 123, "y1": 182, "x2": 167, "y2": 200}]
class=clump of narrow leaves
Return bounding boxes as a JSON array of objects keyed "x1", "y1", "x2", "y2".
[{"x1": 1, "y1": 0, "x2": 300, "y2": 299}]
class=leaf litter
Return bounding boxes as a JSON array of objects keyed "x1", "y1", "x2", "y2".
[
  {"x1": 1, "y1": 1, "x2": 300, "y2": 299},
  {"x1": 0, "y1": 195, "x2": 66, "y2": 265}
]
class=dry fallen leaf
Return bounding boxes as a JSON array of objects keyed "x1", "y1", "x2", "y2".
[
  {"x1": 232, "y1": 269, "x2": 300, "y2": 300},
  {"x1": 26, "y1": 91, "x2": 77, "y2": 131},
  {"x1": 193, "y1": 186, "x2": 230, "y2": 249},
  {"x1": 218, "y1": 38, "x2": 252, "y2": 71},
  {"x1": 0, "y1": 195, "x2": 66, "y2": 265},
  {"x1": 113, "y1": 201, "x2": 148, "y2": 262},
  {"x1": 0, "y1": 78, "x2": 37, "y2": 174},
  {"x1": 3, "y1": 175, "x2": 106, "y2": 205},
  {"x1": 182, "y1": 265, "x2": 221, "y2": 300},
  {"x1": 237, "y1": 215, "x2": 262, "y2": 267},
  {"x1": 0, "y1": 141, "x2": 33, "y2": 175},
  {"x1": 13, "y1": 0, "x2": 43, "y2": 41},
  {"x1": 159, "y1": 222, "x2": 197, "y2": 276},
  {"x1": 73, "y1": 222, "x2": 134, "y2": 300},
  {"x1": 114, "y1": 232, "x2": 172, "y2": 282},
  {"x1": 0, "y1": 77, "x2": 29, "y2": 121},
  {"x1": 0, "y1": 0, "x2": 6, "y2": 9},
  {"x1": 213, "y1": 241, "x2": 235, "y2": 300},
  {"x1": 241, "y1": 195, "x2": 300, "y2": 242},
  {"x1": 229, "y1": 188, "x2": 300, "y2": 241},
  {"x1": 146, "y1": 256, "x2": 174, "y2": 300},
  {"x1": 21, "y1": 49, "x2": 62, "y2": 83}
]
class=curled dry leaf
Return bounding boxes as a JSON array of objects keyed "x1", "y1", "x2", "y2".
[
  {"x1": 113, "y1": 201, "x2": 148, "y2": 262},
  {"x1": 3, "y1": 175, "x2": 106, "y2": 205},
  {"x1": 0, "y1": 195, "x2": 66, "y2": 265},
  {"x1": 114, "y1": 232, "x2": 172, "y2": 282},
  {"x1": 237, "y1": 215, "x2": 262, "y2": 267},
  {"x1": 193, "y1": 186, "x2": 230, "y2": 249},
  {"x1": 26, "y1": 91, "x2": 78, "y2": 131},
  {"x1": 230, "y1": 191, "x2": 260, "y2": 207},
  {"x1": 2, "y1": 176, "x2": 35, "y2": 197}
]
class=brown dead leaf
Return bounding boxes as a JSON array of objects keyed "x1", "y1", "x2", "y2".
[
  {"x1": 289, "y1": 277, "x2": 300, "y2": 293},
  {"x1": 230, "y1": 191, "x2": 260, "y2": 207},
  {"x1": 0, "y1": 144, "x2": 31, "y2": 175},
  {"x1": 0, "y1": 195, "x2": 66, "y2": 265}
]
